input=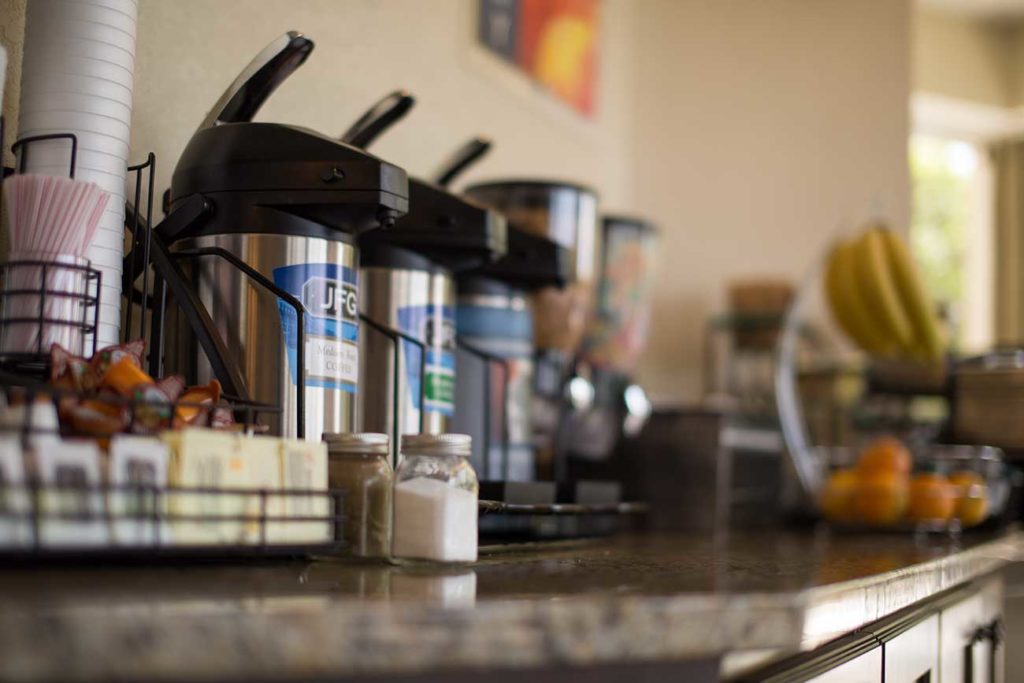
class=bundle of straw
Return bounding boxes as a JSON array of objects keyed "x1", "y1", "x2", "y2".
[{"x1": 1, "y1": 174, "x2": 110, "y2": 355}]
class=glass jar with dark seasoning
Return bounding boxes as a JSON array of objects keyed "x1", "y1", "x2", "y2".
[{"x1": 324, "y1": 432, "x2": 392, "y2": 559}]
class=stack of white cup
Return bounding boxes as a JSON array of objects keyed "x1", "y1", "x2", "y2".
[{"x1": 16, "y1": 0, "x2": 138, "y2": 348}]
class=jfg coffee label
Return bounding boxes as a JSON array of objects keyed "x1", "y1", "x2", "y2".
[
  {"x1": 396, "y1": 304, "x2": 456, "y2": 418},
  {"x1": 273, "y1": 263, "x2": 359, "y2": 393}
]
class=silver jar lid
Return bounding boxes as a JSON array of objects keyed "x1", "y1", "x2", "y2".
[
  {"x1": 323, "y1": 432, "x2": 389, "y2": 455},
  {"x1": 400, "y1": 433, "x2": 472, "y2": 457}
]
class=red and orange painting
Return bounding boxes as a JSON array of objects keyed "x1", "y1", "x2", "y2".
[{"x1": 478, "y1": 0, "x2": 599, "y2": 116}]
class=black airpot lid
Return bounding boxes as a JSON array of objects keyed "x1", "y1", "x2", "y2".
[
  {"x1": 167, "y1": 122, "x2": 409, "y2": 243},
  {"x1": 462, "y1": 224, "x2": 572, "y2": 291},
  {"x1": 360, "y1": 177, "x2": 507, "y2": 273}
]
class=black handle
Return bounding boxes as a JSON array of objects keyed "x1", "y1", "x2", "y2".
[
  {"x1": 456, "y1": 337, "x2": 510, "y2": 480},
  {"x1": 172, "y1": 247, "x2": 308, "y2": 438},
  {"x1": 433, "y1": 137, "x2": 492, "y2": 187},
  {"x1": 198, "y1": 31, "x2": 314, "y2": 129},
  {"x1": 359, "y1": 313, "x2": 427, "y2": 467},
  {"x1": 339, "y1": 90, "x2": 415, "y2": 149},
  {"x1": 144, "y1": 197, "x2": 251, "y2": 402},
  {"x1": 965, "y1": 617, "x2": 1004, "y2": 683}
]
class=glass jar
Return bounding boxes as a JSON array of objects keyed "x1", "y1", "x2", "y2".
[
  {"x1": 325, "y1": 432, "x2": 392, "y2": 559},
  {"x1": 392, "y1": 433, "x2": 479, "y2": 564}
]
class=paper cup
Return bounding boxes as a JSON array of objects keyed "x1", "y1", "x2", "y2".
[
  {"x1": 12, "y1": 158, "x2": 128, "y2": 183},
  {"x1": 21, "y1": 54, "x2": 134, "y2": 91},
  {"x1": 46, "y1": 40, "x2": 135, "y2": 74},
  {"x1": 41, "y1": 17, "x2": 136, "y2": 54},
  {"x1": 98, "y1": 312, "x2": 122, "y2": 333},
  {"x1": 21, "y1": 92, "x2": 132, "y2": 123},
  {"x1": 90, "y1": 282, "x2": 122, "y2": 305},
  {"x1": 86, "y1": 248, "x2": 124, "y2": 271},
  {"x1": 15, "y1": 132, "x2": 131, "y2": 164},
  {"x1": 14, "y1": 166, "x2": 128, "y2": 198},
  {"x1": 20, "y1": 73, "x2": 133, "y2": 106},
  {"x1": 93, "y1": 273, "x2": 122, "y2": 291},
  {"x1": 17, "y1": 110, "x2": 130, "y2": 140},
  {"x1": 91, "y1": 259, "x2": 125, "y2": 279},
  {"x1": 19, "y1": 0, "x2": 139, "y2": 349},
  {"x1": 92, "y1": 242, "x2": 122, "y2": 258},
  {"x1": 40, "y1": 1, "x2": 137, "y2": 37},
  {"x1": 15, "y1": 143, "x2": 129, "y2": 177},
  {"x1": 81, "y1": 0, "x2": 139, "y2": 15},
  {"x1": 98, "y1": 299, "x2": 123, "y2": 319},
  {"x1": 88, "y1": 256, "x2": 124, "y2": 276}
]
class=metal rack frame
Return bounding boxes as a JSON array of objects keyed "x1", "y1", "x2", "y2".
[{"x1": 0, "y1": 134, "x2": 102, "y2": 375}]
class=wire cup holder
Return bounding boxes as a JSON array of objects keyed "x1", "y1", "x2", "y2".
[{"x1": 0, "y1": 135, "x2": 102, "y2": 376}]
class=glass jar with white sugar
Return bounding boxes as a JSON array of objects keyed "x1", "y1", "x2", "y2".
[{"x1": 392, "y1": 434, "x2": 478, "y2": 563}]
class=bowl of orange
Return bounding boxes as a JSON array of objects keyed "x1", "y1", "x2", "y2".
[{"x1": 817, "y1": 439, "x2": 1007, "y2": 532}]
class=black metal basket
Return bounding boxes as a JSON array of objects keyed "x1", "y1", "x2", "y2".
[
  {"x1": 0, "y1": 134, "x2": 102, "y2": 377},
  {"x1": 0, "y1": 258, "x2": 101, "y2": 376}
]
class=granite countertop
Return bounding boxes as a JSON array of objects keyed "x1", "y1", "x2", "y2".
[{"x1": 0, "y1": 529, "x2": 1020, "y2": 682}]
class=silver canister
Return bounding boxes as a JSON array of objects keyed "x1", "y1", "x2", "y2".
[
  {"x1": 452, "y1": 277, "x2": 535, "y2": 481},
  {"x1": 358, "y1": 264, "x2": 456, "y2": 463},
  {"x1": 166, "y1": 232, "x2": 360, "y2": 440}
]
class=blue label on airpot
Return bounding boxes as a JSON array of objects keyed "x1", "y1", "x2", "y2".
[
  {"x1": 272, "y1": 263, "x2": 359, "y2": 393},
  {"x1": 396, "y1": 304, "x2": 456, "y2": 416}
]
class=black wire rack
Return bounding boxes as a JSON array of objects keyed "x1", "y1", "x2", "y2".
[
  {"x1": 0, "y1": 134, "x2": 102, "y2": 377},
  {"x1": 0, "y1": 368, "x2": 346, "y2": 561},
  {"x1": 0, "y1": 258, "x2": 101, "y2": 374},
  {"x1": 0, "y1": 481, "x2": 346, "y2": 562}
]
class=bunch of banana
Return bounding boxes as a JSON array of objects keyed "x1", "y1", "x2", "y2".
[{"x1": 824, "y1": 222, "x2": 945, "y2": 363}]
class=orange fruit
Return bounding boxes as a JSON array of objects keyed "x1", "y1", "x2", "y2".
[
  {"x1": 907, "y1": 473, "x2": 956, "y2": 523},
  {"x1": 949, "y1": 471, "x2": 989, "y2": 527},
  {"x1": 820, "y1": 469, "x2": 859, "y2": 523},
  {"x1": 854, "y1": 470, "x2": 908, "y2": 526},
  {"x1": 857, "y1": 437, "x2": 912, "y2": 477}
]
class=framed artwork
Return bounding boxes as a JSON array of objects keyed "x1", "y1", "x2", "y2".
[{"x1": 477, "y1": 0, "x2": 599, "y2": 117}]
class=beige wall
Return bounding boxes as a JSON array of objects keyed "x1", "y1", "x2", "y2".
[
  {"x1": 913, "y1": 7, "x2": 1018, "y2": 108},
  {"x1": 630, "y1": 0, "x2": 912, "y2": 400},
  {"x1": 0, "y1": 0, "x2": 913, "y2": 404},
  {"x1": 132, "y1": 0, "x2": 636, "y2": 214},
  {"x1": 1008, "y1": 24, "x2": 1024, "y2": 108},
  {"x1": 0, "y1": 0, "x2": 25, "y2": 167}
]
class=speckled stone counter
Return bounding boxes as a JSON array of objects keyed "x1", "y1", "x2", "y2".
[{"x1": 0, "y1": 530, "x2": 1019, "y2": 682}]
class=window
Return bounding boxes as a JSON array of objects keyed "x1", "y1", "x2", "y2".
[{"x1": 909, "y1": 134, "x2": 994, "y2": 353}]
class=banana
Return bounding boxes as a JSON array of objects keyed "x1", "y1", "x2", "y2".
[
  {"x1": 824, "y1": 240, "x2": 897, "y2": 356},
  {"x1": 878, "y1": 227, "x2": 945, "y2": 362},
  {"x1": 853, "y1": 227, "x2": 915, "y2": 354}
]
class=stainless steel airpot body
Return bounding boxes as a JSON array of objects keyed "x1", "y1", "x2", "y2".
[
  {"x1": 152, "y1": 32, "x2": 409, "y2": 440},
  {"x1": 339, "y1": 93, "x2": 507, "y2": 464}
]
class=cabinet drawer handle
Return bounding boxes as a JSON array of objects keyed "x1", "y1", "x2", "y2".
[{"x1": 966, "y1": 618, "x2": 1004, "y2": 683}]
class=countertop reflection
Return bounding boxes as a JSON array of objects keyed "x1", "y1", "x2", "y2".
[
  {"x1": 0, "y1": 529, "x2": 1012, "y2": 604},
  {"x1": 0, "y1": 529, "x2": 1017, "y2": 682}
]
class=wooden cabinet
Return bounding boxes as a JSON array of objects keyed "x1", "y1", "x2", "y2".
[
  {"x1": 737, "y1": 575, "x2": 1005, "y2": 683},
  {"x1": 939, "y1": 577, "x2": 1004, "y2": 683},
  {"x1": 881, "y1": 614, "x2": 939, "y2": 683},
  {"x1": 805, "y1": 647, "x2": 881, "y2": 683}
]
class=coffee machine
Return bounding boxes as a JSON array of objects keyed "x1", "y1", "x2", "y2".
[
  {"x1": 339, "y1": 94, "x2": 507, "y2": 463},
  {"x1": 152, "y1": 33, "x2": 409, "y2": 440},
  {"x1": 463, "y1": 181, "x2": 601, "y2": 490},
  {"x1": 566, "y1": 215, "x2": 658, "y2": 468}
]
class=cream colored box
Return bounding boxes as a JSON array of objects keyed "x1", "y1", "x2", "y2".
[
  {"x1": 270, "y1": 439, "x2": 329, "y2": 544},
  {"x1": 162, "y1": 429, "x2": 236, "y2": 546},
  {"x1": 232, "y1": 435, "x2": 282, "y2": 546},
  {"x1": 0, "y1": 436, "x2": 30, "y2": 547},
  {"x1": 34, "y1": 439, "x2": 108, "y2": 547},
  {"x1": 108, "y1": 435, "x2": 169, "y2": 546}
]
